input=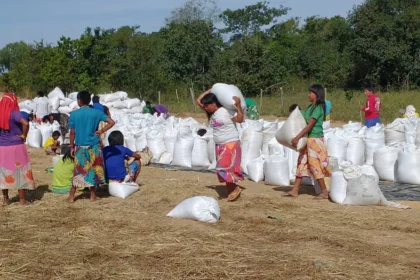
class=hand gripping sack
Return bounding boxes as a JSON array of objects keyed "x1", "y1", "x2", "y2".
[
  {"x1": 275, "y1": 107, "x2": 307, "y2": 151},
  {"x1": 172, "y1": 126, "x2": 194, "y2": 168},
  {"x1": 109, "y1": 182, "x2": 139, "y2": 199},
  {"x1": 395, "y1": 145, "x2": 420, "y2": 185},
  {"x1": 167, "y1": 196, "x2": 220, "y2": 223},
  {"x1": 211, "y1": 83, "x2": 246, "y2": 112},
  {"x1": 264, "y1": 155, "x2": 290, "y2": 186},
  {"x1": 373, "y1": 145, "x2": 400, "y2": 182},
  {"x1": 247, "y1": 157, "x2": 265, "y2": 183}
]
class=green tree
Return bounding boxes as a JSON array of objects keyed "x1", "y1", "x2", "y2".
[{"x1": 0, "y1": 41, "x2": 31, "y2": 73}]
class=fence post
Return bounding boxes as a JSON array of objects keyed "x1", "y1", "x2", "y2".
[
  {"x1": 190, "y1": 88, "x2": 197, "y2": 112},
  {"x1": 325, "y1": 88, "x2": 327, "y2": 100},
  {"x1": 176, "y1": 89, "x2": 179, "y2": 103},
  {"x1": 158, "y1": 91, "x2": 161, "y2": 104},
  {"x1": 280, "y1": 87, "x2": 284, "y2": 107},
  {"x1": 260, "y1": 89, "x2": 263, "y2": 110}
]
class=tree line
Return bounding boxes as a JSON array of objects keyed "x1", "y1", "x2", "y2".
[{"x1": 1, "y1": 0, "x2": 420, "y2": 99}]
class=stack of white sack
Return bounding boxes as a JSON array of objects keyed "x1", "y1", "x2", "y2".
[{"x1": 330, "y1": 164, "x2": 408, "y2": 209}]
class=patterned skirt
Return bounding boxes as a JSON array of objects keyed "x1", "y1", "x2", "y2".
[
  {"x1": 296, "y1": 138, "x2": 331, "y2": 180},
  {"x1": 73, "y1": 145, "x2": 105, "y2": 188},
  {"x1": 215, "y1": 140, "x2": 244, "y2": 183},
  {"x1": 0, "y1": 144, "x2": 36, "y2": 190}
]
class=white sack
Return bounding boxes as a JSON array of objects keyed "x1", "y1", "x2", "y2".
[
  {"x1": 346, "y1": 137, "x2": 365, "y2": 165},
  {"x1": 172, "y1": 126, "x2": 194, "y2": 168},
  {"x1": 192, "y1": 135, "x2": 210, "y2": 167},
  {"x1": 360, "y1": 164, "x2": 379, "y2": 184},
  {"x1": 124, "y1": 134, "x2": 137, "y2": 152},
  {"x1": 135, "y1": 134, "x2": 148, "y2": 151},
  {"x1": 167, "y1": 196, "x2": 220, "y2": 223},
  {"x1": 284, "y1": 147, "x2": 299, "y2": 181},
  {"x1": 330, "y1": 171, "x2": 347, "y2": 204},
  {"x1": 262, "y1": 122, "x2": 278, "y2": 156},
  {"x1": 268, "y1": 138, "x2": 284, "y2": 156},
  {"x1": 27, "y1": 126, "x2": 42, "y2": 148},
  {"x1": 147, "y1": 129, "x2": 166, "y2": 162},
  {"x1": 211, "y1": 83, "x2": 246, "y2": 112},
  {"x1": 52, "y1": 155, "x2": 63, "y2": 167},
  {"x1": 365, "y1": 124, "x2": 385, "y2": 165},
  {"x1": 247, "y1": 157, "x2": 265, "y2": 183},
  {"x1": 159, "y1": 152, "x2": 173, "y2": 165},
  {"x1": 327, "y1": 130, "x2": 349, "y2": 164},
  {"x1": 385, "y1": 119, "x2": 405, "y2": 145},
  {"x1": 114, "y1": 91, "x2": 128, "y2": 101},
  {"x1": 164, "y1": 129, "x2": 178, "y2": 155},
  {"x1": 343, "y1": 122, "x2": 362, "y2": 132},
  {"x1": 240, "y1": 121, "x2": 263, "y2": 174},
  {"x1": 68, "y1": 92, "x2": 78, "y2": 101},
  {"x1": 373, "y1": 145, "x2": 400, "y2": 182},
  {"x1": 113, "y1": 100, "x2": 127, "y2": 109},
  {"x1": 59, "y1": 98, "x2": 73, "y2": 107},
  {"x1": 404, "y1": 120, "x2": 417, "y2": 145},
  {"x1": 103, "y1": 93, "x2": 120, "y2": 103},
  {"x1": 39, "y1": 124, "x2": 53, "y2": 147},
  {"x1": 58, "y1": 106, "x2": 72, "y2": 115},
  {"x1": 264, "y1": 155, "x2": 290, "y2": 186},
  {"x1": 49, "y1": 96, "x2": 60, "y2": 111},
  {"x1": 125, "y1": 98, "x2": 141, "y2": 109},
  {"x1": 47, "y1": 87, "x2": 65, "y2": 100},
  {"x1": 109, "y1": 182, "x2": 139, "y2": 199},
  {"x1": 208, "y1": 138, "x2": 217, "y2": 170},
  {"x1": 275, "y1": 107, "x2": 307, "y2": 151},
  {"x1": 19, "y1": 100, "x2": 34, "y2": 112},
  {"x1": 69, "y1": 101, "x2": 79, "y2": 110},
  {"x1": 342, "y1": 175, "x2": 382, "y2": 206},
  {"x1": 396, "y1": 145, "x2": 420, "y2": 185}
]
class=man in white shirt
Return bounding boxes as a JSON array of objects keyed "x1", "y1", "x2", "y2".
[{"x1": 33, "y1": 91, "x2": 51, "y2": 122}]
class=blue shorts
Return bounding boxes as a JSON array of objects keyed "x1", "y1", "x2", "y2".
[
  {"x1": 128, "y1": 161, "x2": 140, "y2": 178},
  {"x1": 366, "y1": 117, "x2": 381, "y2": 128}
]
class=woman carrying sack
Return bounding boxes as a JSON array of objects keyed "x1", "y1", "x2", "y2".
[{"x1": 286, "y1": 85, "x2": 331, "y2": 199}]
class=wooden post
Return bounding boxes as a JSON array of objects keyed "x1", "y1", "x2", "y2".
[
  {"x1": 190, "y1": 88, "x2": 197, "y2": 112},
  {"x1": 260, "y1": 89, "x2": 263, "y2": 110},
  {"x1": 280, "y1": 87, "x2": 284, "y2": 107},
  {"x1": 175, "y1": 89, "x2": 179, "y2": 103},
  {"x1": 158, "y1": 91, "x2": 161, "y2": 104},
  {"x1": 325, "y1": 88, "x2": 327, "y2": 100}
]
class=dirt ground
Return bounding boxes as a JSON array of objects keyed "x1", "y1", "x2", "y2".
[{"x1": 1, "y1": 147, "x2": 420, "y2": 280}]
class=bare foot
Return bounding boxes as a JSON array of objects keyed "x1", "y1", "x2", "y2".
[
  {"x1": 284, "y1": 188, "x2": 299, "y2": 197},
  {"x1": 66, "y1": 197, "x2": 75, "y2": 203},
  {"x1": 315, "y1": 191, "x2": 329, "y2": 199},
  {"x1": 2, "y1": 197, "x2": 9, "y2": 206},
  {"x1": 19, "y1": 200, "x2": 32, "y2": 206}
]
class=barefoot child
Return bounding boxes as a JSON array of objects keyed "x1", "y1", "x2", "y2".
[
  {"x1": 103, "y1": 131, "x2": 141, "y2": 183},
  {"x1": 287, "y1": 84, "x2": 331, "y2": 199},
  {"x1": 67, "y1": 91, "x2": 115, "y2": 202},
  {"x1": 197, "y1": 90, "x2": 244, "y2": 202},
  {"x1": 44, "y1": 131, "x2": 61, "y2": 155}
]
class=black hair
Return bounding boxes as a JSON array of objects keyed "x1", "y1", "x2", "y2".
[
  {"x1": 92, "y1": 95, "x2": 100, "y2": 103},
  {"x1": 108, "y1": 130, "x2": 124, "y2": 146},
  {"x1": 52, "y1": 131, "x2": 61, "y2": 137},
  {"x1": 37, "y1": 91, "x2": 45, "y2": 97},
  {"x1": 61, "y1": 145, "x2": 74, "y2": 163},
  {"x1": 197, "y1": 128, "x2": 207, "y2": 137},
  {"x1": 28, "y1": 113, "x2": 33, "y2": 119},
  {"x1": 200, "y1": 93, "x2": 222, "y2": 120},
  {"x1": 289, "y1": 104, "x2": 300, "y2": 113},
  {"x1": 309, "y1": 84, "x2": 326, "y2": 121},
  {"x1": 42, "y1": 115, "x2": 50, "y2": 123},
  {"x1": 77, "y1": 90, "x2": 91, "y2": 105},
  {"x1": 146, "y1": 101, "x2": 151, "y2": 106},
  {"x1": 364, "y1": 85, "x2": 375, "y2": 92}
]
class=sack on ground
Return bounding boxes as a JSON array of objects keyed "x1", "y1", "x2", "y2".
[
  {"x1": 247, "y1": 157, "x2": 265, "y2": 183},
  {"x1": 109, "y1": 182, "x2": 139, "y2": 199},
  {"x1": 167, "y1": 196, "x2": 220, "y2": 223},
  {"x1": 264, "y1": 155, "x2": 289, "y2": 186}
]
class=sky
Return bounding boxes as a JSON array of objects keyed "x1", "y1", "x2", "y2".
[{"x1": 0, "y1": 0, "x2": 364, "y2": 47}]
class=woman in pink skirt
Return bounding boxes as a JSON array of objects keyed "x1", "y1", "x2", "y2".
[{"x1": 0, "y1": 93, "x2": 35, "y2": 206}]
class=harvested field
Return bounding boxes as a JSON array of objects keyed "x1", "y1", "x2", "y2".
[{"x1": 1, "y1": 147, "x2": 420, "y2": 280}]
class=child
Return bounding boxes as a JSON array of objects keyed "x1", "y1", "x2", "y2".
[
  {"x1": 286, "y1": 84, "x2": 331, "y2": 199},
  {"x1": 403, "y1": 105, "x2": 419, "y2": 119},
  {"x1": 44, "y1": 131, "x2": 61, "y2": 155},
  {"x1": 103, "y1": 131, "x2": 141, "y2": 183},
  {"x1": 51, "y1": 145, "x2": 75, "y2": 194},
  {"x1": 196, "y1": 89, "x2": 244, "y2": 202},
  {"x1": 67, "y1": 91, "x2": 115, "y2": 203}
]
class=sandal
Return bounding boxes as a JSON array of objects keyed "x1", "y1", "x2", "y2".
[{"x1": 227, "y1": 187, "x2": 241, "y2": 202}]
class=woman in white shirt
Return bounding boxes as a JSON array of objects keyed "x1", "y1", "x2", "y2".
[
  {"x1": 33, "y1": 91, "x2": 51, "y2": 123},
  {"x1": 197, "y1": 89, "x2": 244, "y2": 202}
]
